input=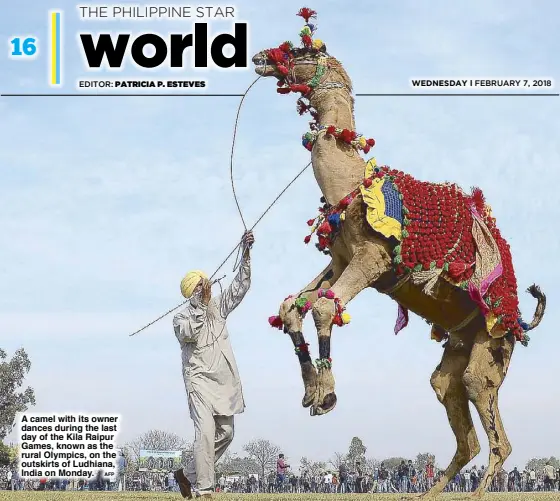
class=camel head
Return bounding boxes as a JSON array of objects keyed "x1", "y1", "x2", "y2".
[
  {"x1": 252, "y1": 44, "x2": 327, "y2": 81},
  {"x1": 251, "y1": 7, "x2": 352, "y2": 98}
]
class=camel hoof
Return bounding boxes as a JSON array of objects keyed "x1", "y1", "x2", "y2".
[
  {"x1": 311, "y1": 392, "x2": 337, "y2": 416},
  {"x1": 302, "y1": 393, "x2": 314, "y2": 408},
  {"x1": 321, "y1": 392, "x2": 337, "y2": 412}
]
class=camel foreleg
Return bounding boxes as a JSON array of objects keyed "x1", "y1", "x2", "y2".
[
  {"x1": 275, "y1": 261, "x2": 342, "y2": 408},
  {"x1": 310, "y1": 242, "x2": 392, "y2": 416}
]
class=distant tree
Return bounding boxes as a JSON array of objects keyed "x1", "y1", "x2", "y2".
[
  {"x1": 365, "y1": 457, "x2": 380, "y2": 474},
  {"x1": 380, "y1": 457, "x2": 408, "y2": 470},
  {"x1": 415, "y1": 452, "x2": 436, "y2": 473},
  {"x1": 243, "y1": 439, "x2": 281, "y2": 479},
  {"x1": 0, "y1": 442, "x2": 19, "y2": 467},
  {"x1": 217, "y1": 451, "x2": 260, "y2": 477},
  {"x1": 347, "y1": 437, "x2": 367, "y2": 467},
  {"x1": 525, "y1": 457, "x2": 560, "y2": 472},
  {"x1": 329, "y1": 452, "x2": 347, "y2": 470},
  {"x1": 300, "y1": 456, "x2": 327, "y2": 476},
  {"x1": 0, "y1": 348, "x2": 36, "y2": 440},
  {"x1": 300, "y1": 456, "x2": 312, "y2": 475},
  {"x1": 0, "y1": 442, "x2": 11, "y2": 466}
]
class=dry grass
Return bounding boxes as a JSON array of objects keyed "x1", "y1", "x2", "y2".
[{"x1": 0, "y1": 493, "x2": 558, "y2": 501}]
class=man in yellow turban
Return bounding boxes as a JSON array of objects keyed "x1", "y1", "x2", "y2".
[{"x1": 173, "y1": 230, "x2": 254, "y2": 499}]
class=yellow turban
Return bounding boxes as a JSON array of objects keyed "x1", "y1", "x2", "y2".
[{"x1": 180, "y1": 270, "x2": 208, "y2": 298}]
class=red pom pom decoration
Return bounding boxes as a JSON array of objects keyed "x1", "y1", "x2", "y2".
[
  {"x1": 297, "y1": 7, "x2": 317, "y2": 23},
  {"x1": 301, "y1": 35, "x2": 313, "y2": 47},
  {"x1": 268, "y1": 315, "x2": 284, "y2": 329}
]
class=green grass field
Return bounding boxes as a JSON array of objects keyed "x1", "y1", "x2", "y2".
[{"x1": 0, "y1": 493, "x2": 558, "y2": 501}]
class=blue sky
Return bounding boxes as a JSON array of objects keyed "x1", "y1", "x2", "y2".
[{"x1": 1, "y1": 0, "x2": 559, "y2": 472}]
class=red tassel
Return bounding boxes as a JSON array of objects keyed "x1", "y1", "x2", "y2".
[
  {"x1": 290, "y1": 84, "x2": 311, "y2": 95},
  {"x1": 301, "y1": 35, "x2": 313, "y2": 47},
  {"x1": 317, "y1": 221, "x2": 332, "y2": 234},
  {"x1": 366, "y1": 138, "x2": 375, "y2": 146},
  {"x1": 339, "y1": 197, "x2": 351, "y2": 208},
  {"x1": 304, "y1": 235, "x2": 311, "y2": 244},
  {"x1": 318, "y1": 236, "x2": 330, "y2": 248},
  {"x1": 339, "y1": 129, "x2": 354, "y2": 143},
  {"x1": 297, "y1": 343, "x2": 310, "y2": 353},
  {"x1": 471, "y1": 187, "x2": 486, "y2": 215},
  {"x1": 297, "y1": 100, "x2": 309, "y2": 115},
  {"x1": 363, "y1": 144, "x2": 371, "y2": 154},
  {"x1": 307, "y1": 219, "x2": 315, "y2": 226},
  {"x1": 268, "y1": 315, "x2": 284, "y2": 329},
  {"x1": 363, "y1": 178, "x2": 373, "y2": 188},
  {"x1": 277, "y1": 65, "x2": 289, "y2": 75},
  {"x1": 332, "y1": 315, "x2": 343, "y2": 326},
  {"x1": 277, "y1": 87, "x2": 291, "y2": 94},
  {"x1": 267, "y1": 48, "x2": 286, "y2": 63},
  {"x1": 279, "y1": 42, "x2": 292, "y2": 53},
  {"x1": 326, "y1": 125, "x2": 336, "y2": 135},
  {"x1": 447, "y1": 262, "x2": 466, "y2": 279},
  {"x1": 297, "y1": 7, "x2": 317, "y2": 22}
]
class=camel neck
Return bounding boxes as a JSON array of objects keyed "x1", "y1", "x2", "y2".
[
  {"x1": 311, "y1": 89, "x2": 355, "y2": 130},
  {"x1": 308, "y1": 90, "x2": 365, "y2": 204}
]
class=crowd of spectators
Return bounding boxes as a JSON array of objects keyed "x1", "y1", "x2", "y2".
[
  {"x1": 219, "y1": 459, "x2": 560, "y2": 495},
  {"x1": 2, "y1": 458, "x2": 559, "y2": 494}
]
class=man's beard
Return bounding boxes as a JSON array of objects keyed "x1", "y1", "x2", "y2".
[{"x1": 190, "y1": 292, "x2": 201, "y2": 306}]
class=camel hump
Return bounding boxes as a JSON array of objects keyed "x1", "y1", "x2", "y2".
[{"x1": 522, "y1": 284, "x2": 546, "y2": 331}]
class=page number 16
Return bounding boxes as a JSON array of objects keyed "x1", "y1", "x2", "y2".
[{"x1": 11, "y1": 37, "x2": 37, "y2": 57}]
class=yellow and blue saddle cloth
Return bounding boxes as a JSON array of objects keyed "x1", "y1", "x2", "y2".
[{"x1": 359, "y1": 158, "x2": 403, "y2": 241}]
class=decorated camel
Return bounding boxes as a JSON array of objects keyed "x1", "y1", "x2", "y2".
[{"x1": 252, "y1": 7, "x2": 546, "y2": 499}]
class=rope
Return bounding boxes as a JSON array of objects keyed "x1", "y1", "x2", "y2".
[
  {"x1": 129, "y1": 73, "x2": 312, "y2": 337},
  {"x1": 129, "y1": 160, "x2": 311, "y2": 337},
  {"x1": 230, "y1": 75, "x2": 262, "y2": 231},
  {"x1": 230, "y1": 76, "x2": 261, "y2": 272}
]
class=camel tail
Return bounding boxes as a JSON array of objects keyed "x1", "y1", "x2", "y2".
[{"x1": 522, "y1": 284, "x2": 546, "y2": 331}]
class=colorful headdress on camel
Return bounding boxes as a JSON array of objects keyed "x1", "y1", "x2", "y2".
[
  {"x1": 296, "y1": 7, "x2": 324, "y2": 51},
  {"x1": 265, "y1": 7, "x2": 329, "y2": 97}
]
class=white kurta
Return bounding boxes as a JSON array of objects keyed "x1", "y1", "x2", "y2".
[{"x1": 173, "y1": 254, "x2": 250, "y2": 417}]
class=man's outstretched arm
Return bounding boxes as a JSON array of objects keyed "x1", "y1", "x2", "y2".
[{"x1": 219, "y1": 231, "x2": 254, "y2": 318}]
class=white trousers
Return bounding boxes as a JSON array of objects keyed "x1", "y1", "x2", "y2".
[{"x1": 183, "y1": 392, "x2": 234, "y2": 493}]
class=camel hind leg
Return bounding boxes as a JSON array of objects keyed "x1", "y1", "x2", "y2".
[
  {"x1": 422, "y1": 333, "x2": 480, "y2": 499},
  {"x1": 463, "y1": 328, "x2": 515, "y2": 497}
]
